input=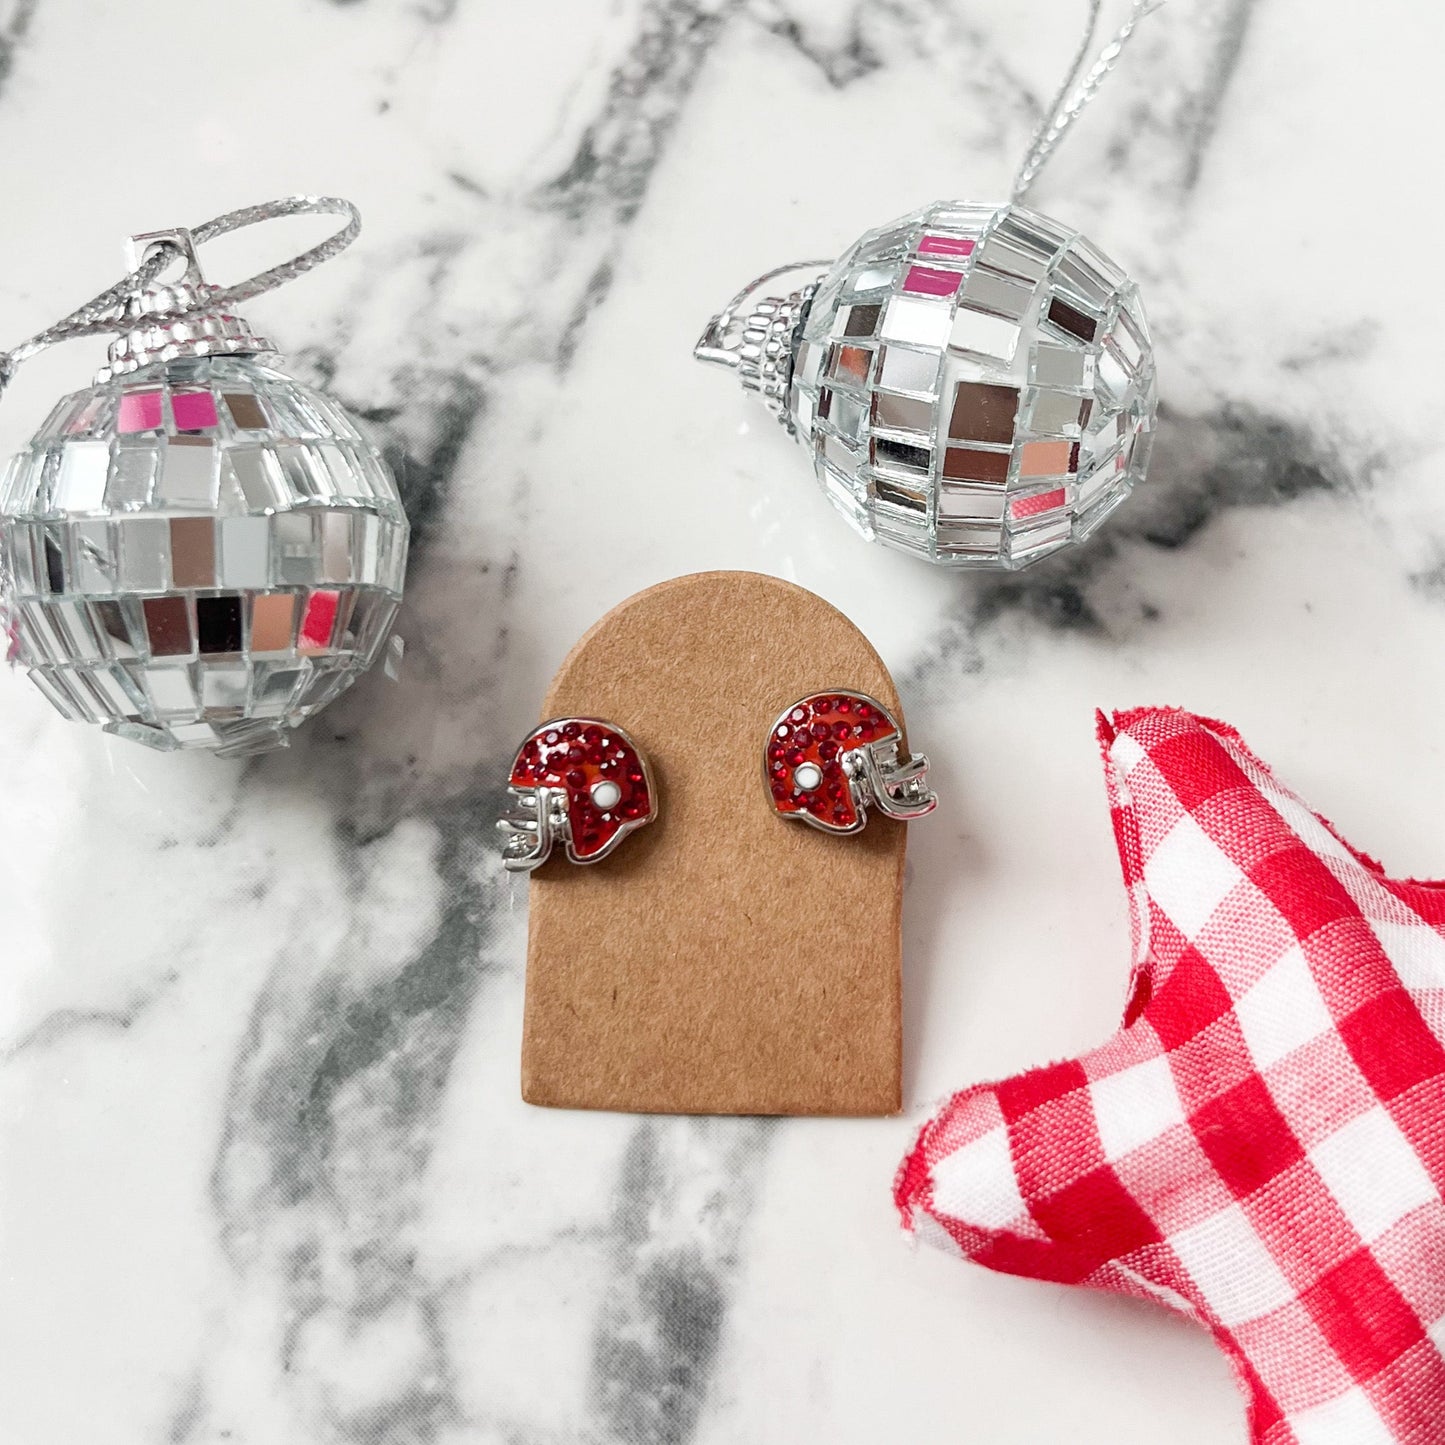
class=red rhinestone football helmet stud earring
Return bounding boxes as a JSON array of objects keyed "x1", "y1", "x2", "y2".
[
  {"x1": 765, "y1": 691, "x2": 937, "y2": 835},
  {"x1": 500, "y1": 719, "x2": 656, "y2": 871}
]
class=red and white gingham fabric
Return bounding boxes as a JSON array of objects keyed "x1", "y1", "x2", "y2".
[{"x1": 895, "y1": 707, "x2": 1445, "y2": 1444}]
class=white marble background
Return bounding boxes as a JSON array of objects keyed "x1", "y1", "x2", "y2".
[{"x1": 1, "y1": 1, "x2": 1442, "y2": 1441}]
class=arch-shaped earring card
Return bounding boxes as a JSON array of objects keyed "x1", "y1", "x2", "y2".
[{"x1": 520, "y1": 570, "x2": 908, "y2": 1116}]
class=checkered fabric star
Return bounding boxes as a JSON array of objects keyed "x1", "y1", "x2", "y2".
[{"x1": 896, "y1": 708, "x2": 1445, "y2": 1444}]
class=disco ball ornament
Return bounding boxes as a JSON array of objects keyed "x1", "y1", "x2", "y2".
[
  {"x1": 696, "y1": 201, "x2": 1158, "y2": 569},
  {"x1": 0, "y1": 212, "x2": 408, "y2": 755}
]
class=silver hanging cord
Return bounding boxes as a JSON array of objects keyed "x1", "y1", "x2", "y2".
[
  {"x1": 1010, "y1": 0, "x2": 1164, "y2": 202},
  {"x1": 0, "y1": 194, "x2": 361, "y2": 398}
]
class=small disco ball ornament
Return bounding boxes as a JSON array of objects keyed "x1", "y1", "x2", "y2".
[
  {"x1": 696, "y1": 201, "x2": 1158, "y2": 569},
  {"x1": 0, "y1": 225, "x2": 408, "y2": 756}
]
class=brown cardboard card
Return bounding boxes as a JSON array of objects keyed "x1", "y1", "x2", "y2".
[{"x1": 521, "y1": 571, "x2": 905, "y2": 1116}]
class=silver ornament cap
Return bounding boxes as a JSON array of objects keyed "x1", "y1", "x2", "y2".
[{"x1": 694, "y1": 263, "x2": 823, "y2": 433}]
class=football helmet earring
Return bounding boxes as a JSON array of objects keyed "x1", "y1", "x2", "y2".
[
  {"x1": 765, "y1": 692, "x2": 936, "y2": 835},
  {"x1": 499, "y1": 719, "x2": 656, "y2": 870}
]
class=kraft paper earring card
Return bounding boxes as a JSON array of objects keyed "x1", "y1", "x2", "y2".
[{"x1": 519, "y1": 570, "x2": 915, "y2": 1116}]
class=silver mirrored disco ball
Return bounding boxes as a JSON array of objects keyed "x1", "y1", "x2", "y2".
[
  {"x1": 2, "y1": 353, "x2": 408, "y2": 754},
  {"x1": 698, "y1": 201, "x2": 1158, "y2": 569}
]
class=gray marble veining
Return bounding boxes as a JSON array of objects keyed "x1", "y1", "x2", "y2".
[{"x1": 2, "y1": 2, "x2": 1441, "y2": 1442}]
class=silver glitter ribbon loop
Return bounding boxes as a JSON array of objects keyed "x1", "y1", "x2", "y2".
[
  {"x1": 0, "y1": 194, "x2": 361, "y2": 398},
  {"x1": 1011, "y1": 0, "x2": 1165, "y2": 202}
]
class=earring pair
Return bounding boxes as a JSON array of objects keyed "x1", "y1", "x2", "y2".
[{"x1": 498, "y1": 691, "x2": 936, "y2": 872}]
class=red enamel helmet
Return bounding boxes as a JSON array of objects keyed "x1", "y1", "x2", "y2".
[
  {"x1": 500, "y1": 718, "x2": 655, "y2": 869},
  {"x1": 765, "y1": 691, "x2": 936, "y2": 834}
]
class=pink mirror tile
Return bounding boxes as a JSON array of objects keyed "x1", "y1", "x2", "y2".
[
  {"x1": 902, "y1": 265, "x2": 965, "y2": 298},
  {"x1": 1010, "y1": 486, "x2": 1069, "y2": 520},
  {"x1": 299, "y1": 588, "x2": 341, "y2": 654},
  {"x1": 117, "y1": 390, "x2": 163, "y2": 434},
  {"x1": 917, "y1": 234, "x2": 975, "y2": 259},
  {"x1": 170, "y1": 392, "x2": 219, "y2": 432}
]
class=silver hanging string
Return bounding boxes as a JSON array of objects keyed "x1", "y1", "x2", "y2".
[
  {"x1": 0, "y1": 194, "x2": 361, "y2": 398},
  {"x1": 1010, "y1": 0, "x2": 1164, "y2": 202}
]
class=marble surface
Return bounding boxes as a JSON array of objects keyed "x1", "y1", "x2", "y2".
[{"x1": 2, "y1": 1, "x2": 1443, "y2": 1441}]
